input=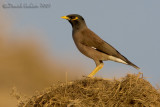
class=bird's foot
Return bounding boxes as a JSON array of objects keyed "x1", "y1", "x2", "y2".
[{"x1": 83, "y1": 75, "x2": 94, "y2": 79}]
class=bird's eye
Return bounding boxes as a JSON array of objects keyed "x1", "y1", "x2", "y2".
[
  {"x1": 70, "y1": 16, "x2": 78, "y2": 20},
  {"x1": 70, "y1": 16, "x2": 75, "y2": 19}
]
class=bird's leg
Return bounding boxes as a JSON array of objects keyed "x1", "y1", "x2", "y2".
[{"x1": 88, "y1": 63, "x2": 104, "y2": 77}]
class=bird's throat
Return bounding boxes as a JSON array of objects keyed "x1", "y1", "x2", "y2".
[{"x1": 70, "y1": 21, "x2": 87, "y2": 32}]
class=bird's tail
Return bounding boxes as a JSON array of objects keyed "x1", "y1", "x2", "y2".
[{"x1": 127, "y1": 60, "x2": 140, "y2": 70}]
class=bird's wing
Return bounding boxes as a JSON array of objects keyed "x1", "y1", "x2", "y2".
[{"x1": 80, "y1": 28, "x2": 129, "y2": 62}]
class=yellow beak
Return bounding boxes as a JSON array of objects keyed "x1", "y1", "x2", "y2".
[{"x1": 61, "y1": 16, "x2": 70, "y2": 20}]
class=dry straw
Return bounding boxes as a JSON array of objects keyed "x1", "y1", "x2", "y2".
[{"x1": 19, "y1": 73, "x2": 160, "y2": 107}]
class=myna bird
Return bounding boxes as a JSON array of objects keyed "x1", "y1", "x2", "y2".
[{"x1": 61, "y1": 14, "x2": 140, "y2": 77}]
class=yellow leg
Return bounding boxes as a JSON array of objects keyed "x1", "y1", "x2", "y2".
[{"x1": 88, "y1": 63, "x2": 104, "y2": 77}]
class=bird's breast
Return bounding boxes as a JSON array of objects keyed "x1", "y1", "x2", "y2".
[{"x1": 72, "y1": 30, "x2": 83, "y2": 45}]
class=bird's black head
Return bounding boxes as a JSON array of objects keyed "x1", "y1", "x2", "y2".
[{"x1": 61, "y1": 14, "x2": 87, "y2": 30}]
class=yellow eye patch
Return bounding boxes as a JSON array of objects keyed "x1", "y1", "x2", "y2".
[{"x1": 72, "y1": 17, "x2": 78, "y2": 20}]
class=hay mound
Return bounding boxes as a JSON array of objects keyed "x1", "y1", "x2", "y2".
[{"x1": 19, "y1": 73, "x2": 160, "y2": 107}]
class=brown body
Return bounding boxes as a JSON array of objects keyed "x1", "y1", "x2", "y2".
[
  {"x1": 73, "y1": 28, "x2": 111, "y2": 65},
  {"x1": 73, "y1": 27, "x2": 138, "y2": 68}
]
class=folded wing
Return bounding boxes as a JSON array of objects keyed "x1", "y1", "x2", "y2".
[{"x1": 81, "y1": 28, "x2": 140, "y2": 69}]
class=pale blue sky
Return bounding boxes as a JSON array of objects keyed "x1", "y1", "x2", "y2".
[{"x1": 1, "y1": 0, "x2": 160, "y2": 85}]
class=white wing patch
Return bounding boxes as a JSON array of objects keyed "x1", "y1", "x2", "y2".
[
  {"x1": 91, "y1": 47, "x2": 97, "y2": 50},
  {"x1": 108, "y1": 56, "x2": 127, "y2": 64},
  {"x1": 90, "y1": 46, "x2": 127, "y2": 64}
]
